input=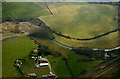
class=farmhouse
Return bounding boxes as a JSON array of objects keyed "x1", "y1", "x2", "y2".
[{"x1": 34, "y1": 56, "x2": 49, "y2": 68}]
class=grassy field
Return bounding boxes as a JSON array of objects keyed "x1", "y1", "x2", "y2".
[
  {"x1": 33, "y1": 38, "x2": 102, "y2": 77},
  {"x1": 86, "y1": 59, "x2": 120, "y2": 78},
  {"x1": 112, "y1": 69, "x2": 120, "y2": 78},
  {"x1": 2, "y1": 2, "x2": 50, "y2": 17},
  {"x1": 2, "y1": 37, "x2": 38, "y2": 77},
  {"x1": 0, "y1": 41, "x2": 1, "y2": 77},
  {"x1": 21, "y1": 59, "x2": 50, "y2": 76},
  {"x1": 101, "y1": 60, "x2": 120, "y2": 78},
  {"x1": 39, "y1": 2, "x2": 118, "y2": 39},
  {"x1": 53, "y1": 31, "x2": 118, "y2": 48}
]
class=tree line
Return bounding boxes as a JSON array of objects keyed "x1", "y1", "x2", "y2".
[
  {"x1": 53, "y1": 29, "x2": 118, "y2": 41},
  {"x1": 30, "y1": 38, "x2": 61, "y2": 57},
  {"x1": 2, "y1": 17, "x2": 54, "y2": 39},
  {"x1": 88, "y1": 2, "x2": 120, "y2": 6}
]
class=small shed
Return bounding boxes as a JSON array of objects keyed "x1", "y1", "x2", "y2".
[{"x1": 40, "y1": 63, "x2": 49, "y2": 67}]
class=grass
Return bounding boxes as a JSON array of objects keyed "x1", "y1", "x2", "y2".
[
  {"x1": 53, "y1": 31, "x2": 118, "y2": 49},
  {"x1": 33, "y1": 38, "x2": 103, "y2": 77},
  {"x1": 0, "y1": 41, "x2": 1, "y2": 77},
  {"x1": 112, "y1": 69, "x2": 120, "y2": 78},
  {"x1": 67, "y1": 54, "x2": 103, "y2": 76},
  {"x1": 0, "y1": 3, "x2": 1, "y2": 18},
  {"x1": 101, "y1": 61, "x2": 120, "y2": 78},
  {"x1": 39, "y1": 2, "x2": 118, "y2": 39},
  {"x1": 2, "y1": 2, "x2": 50, "y2": 17},
  {"x1": 45, "y1": 55, "x2": 72, "y2": 77},
  {"x1": 2, "y1": 37, "x2": 38, "y2": 77},
  {"x1": 21, "y1": 59, "x2": 50, "y2": 76},
  {"x1": 86, "y1": 59, "x2": 120, "y2": 78}
]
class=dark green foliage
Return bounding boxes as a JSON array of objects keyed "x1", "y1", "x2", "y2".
[
  {"x1": 51, "y1": 50, "x2": 61, "y2": 57},
  {"x1": 29, "y1": 27, "x2": 53, "y2": 39},
  {"x1": 76, "y1": 57, "x2": 89, "y2": 61},
  {"x1": 62, "y1": 56, "x2": 68, "y2": 61},
  {"x1": 33, "y1": 41, "x2": 61, "y2": 57},
  {"x1": 80, "y1": 69, "x2": 87, "y2": 74},
  {"x1": 72, "y1": 48, "x2": 105, "y2": 60},
  {"x1": 112, "y1": 68, "x2": 120, "y2": 78},
  {"x1": 2, "y1": 17, "x2": 54, "y2": 39},
  {"x1": 2, "y1": 17, "x2": 46, "y2": 27},
  {"x1": 13, "y1": 25, "x2": 20, "y2": 33}
]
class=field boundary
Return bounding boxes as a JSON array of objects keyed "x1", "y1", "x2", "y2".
[{"x1": 53, "y1": 29, "x2": 119, "y2": 41}]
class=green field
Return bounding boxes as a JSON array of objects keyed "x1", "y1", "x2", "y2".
[
  {"x1": 21, "y1": 59, "x2": 50, "y2": 76},
  {"x1": 53, "y1": 31, "x2": 118, "y2": 48},
  {"x1": 38, "y1": 2, "x2": 118, "y2": 48},
  {"x1": 1, "y1": 36, "x2": 108, "y2": 77},
  {"x1": 112, "y1": 69, "x2": 120, "y2": 78},
  {"x1": 2, "y1": 37, "x2": 37, "y2": 77},
  {"x1": 2, "y1": 2, "x2": 118, "y2": 48},
  {"x1": 39, "y1": 2, "x2": 118, "y2": 39},
  {"x1": 2, "y1": 2, "x2": 50, "y2": 17},
  {"x1": 33, "y1": 38, "x2": 102, "y2": 77},
  {"x1": 85, "y1": 58, "x2": 120, "y2": 78},
  {"x1": 2, "y1": 2, "x2": 119, "y2": 78}
]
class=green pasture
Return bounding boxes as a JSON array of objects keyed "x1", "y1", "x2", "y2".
[
  {"x1": 21, "y1": 59, "x2": 50, "y2": 76},
  {"x1": 33, "y1": 38, "x2": 102, "y2": 77},
  {"x1": 2, "y1": 37, "x2": 37, "y2": 77},
  {"x1": 112, "y1": 69, "x2": 120, "y2": 78},
  {"x1": 54, "y1": 31, "x2": 118, "y2": 49},
  {"x1": 45, "y1": 55, "x2": 72, "y2": 77},
  {"x1": 39, "y1": 3, "x2": 118, "y2": 39},
  {"x1": 2, "y1": 2, "x2": 49, "y2": 17}
]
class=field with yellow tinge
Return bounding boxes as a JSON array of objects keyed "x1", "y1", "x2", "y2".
[
  {"x1": 2, "y1": 2, "x2": 120, "y2": 78},
  {"x1": 39, "y1": 2, "x2": 118, "y2": 48}
]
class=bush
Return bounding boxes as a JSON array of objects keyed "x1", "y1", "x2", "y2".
[
  {"x1": 62, "y1": 56, "x2": 68, "y2": 61},
  {"x1": 51, "y1": 51, "x2": 61, "y2": 57}
]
